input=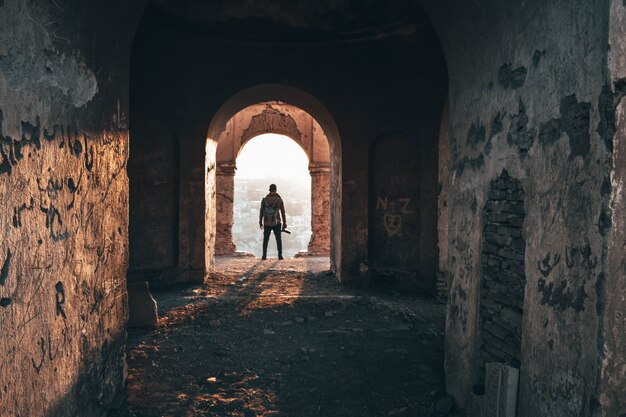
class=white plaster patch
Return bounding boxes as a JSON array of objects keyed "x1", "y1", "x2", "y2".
[{"x1": 0, "y1": 0, "x2": 98, "y2": 108}]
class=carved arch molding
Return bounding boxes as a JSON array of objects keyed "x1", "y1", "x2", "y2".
[{"x1": 240, "y1": 105, "x2": 302, "y2": 145}]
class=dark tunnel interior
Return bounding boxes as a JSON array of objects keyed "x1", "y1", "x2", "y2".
[{"x1": 0, "y1": 1, "x2": 624, "y2": 416}]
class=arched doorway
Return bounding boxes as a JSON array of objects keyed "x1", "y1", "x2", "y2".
[
  {"x1": 206, "y1": 85, "x2": 342, "y2": 276},
  {"x1": 214, "y1": 102, "x2": 331, "y2": 258},
  {"x1": 128, "y1": 84, "x2": 342, "y2": 286}
]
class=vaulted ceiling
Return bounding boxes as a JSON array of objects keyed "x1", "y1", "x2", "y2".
[{"x1": 144, "y1": 0, "x2": 432, "y2": 42}]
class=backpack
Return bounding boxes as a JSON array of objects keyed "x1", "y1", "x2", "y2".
[{"x1": 263, "y1": 197, "x2": 281, "y2": 226}]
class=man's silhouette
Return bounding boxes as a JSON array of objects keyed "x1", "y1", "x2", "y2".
[{"x1": 259, "y1": 183, "x2": 287, "y2": 260}]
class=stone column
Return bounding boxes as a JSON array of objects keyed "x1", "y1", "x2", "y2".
[
  {"x1": 215, "y1": 162, "x2": 237, "y2": 255},
  {"x1": 307, "y1": 163, "x2": 331, "y2": 256},
  {"x1": 177, "y1": 128, "x2": 206, "y2": 283}
]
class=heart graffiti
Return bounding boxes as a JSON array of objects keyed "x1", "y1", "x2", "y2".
[{"x1": 383, "y1": 213, "x2": 402, "y2": 237}]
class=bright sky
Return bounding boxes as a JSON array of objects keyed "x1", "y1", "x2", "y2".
[{"x1": 236, "y1": 134, "x2": 310, "y2": 180}]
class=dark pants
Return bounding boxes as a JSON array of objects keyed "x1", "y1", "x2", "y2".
[{"x1": 262, "y1": 225, "x2": 282, "y2": 258}]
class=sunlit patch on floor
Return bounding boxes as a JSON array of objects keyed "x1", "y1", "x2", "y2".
[{"x1": 125, "y1": 257, "x2": 446, "y2": 417}]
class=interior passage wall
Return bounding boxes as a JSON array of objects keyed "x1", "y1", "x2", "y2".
[
  {"x1": 421, "y1": 0, "x2": 618, "y2": 415},
  {"x1": 369, "y1": 132, "x2": 438, "y2": 291},
  {"x1": 602, "y1": 1, "x2": 626, "y2": 414},
  {"x1": 128, "y1": 121, "x2": 179, "y2": 284},
  {"x1": 0, "y1": 1, "x2": 143, "y2": 415}
]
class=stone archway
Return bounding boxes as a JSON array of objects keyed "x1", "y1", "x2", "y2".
[
  {"x1": 205, "y1": 84, "x2": 343, "y2": 276},
  {"x1": 215, "y1": 102, "x2": 331, "y2": 257}
]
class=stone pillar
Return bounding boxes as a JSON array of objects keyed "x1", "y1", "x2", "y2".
[
  {"x1": 307, "y1": 163, "x2": 331, "y2": 256},
  {"x1": 178, "y1": 131, "x2": 206, "y2": 283},
  {"x1": 215, "y1": 162, "x2": 237, "y2": 255}
]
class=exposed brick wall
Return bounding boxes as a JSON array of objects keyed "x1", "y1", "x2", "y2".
[{"x1": 479, "y1": 170, "x2": 526, "y2": 378}]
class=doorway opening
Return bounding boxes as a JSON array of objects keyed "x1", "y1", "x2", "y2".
[
  {"x1": 212, "y1": 100, "x2": 332, "y2": 264},
  {"x1": 232, "y1": 133, "x2": 312, "y2": 258}
]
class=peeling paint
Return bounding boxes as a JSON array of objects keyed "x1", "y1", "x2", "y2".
[
  {"x1": 0, "y1": 2, "x2": 98, "y2": 108},
  {"x1": 467, "y1": 120, "x2": 486, "y2": 149},
  {"x1": 498, "y1": 63, "x2": 527, "y2": 89},
  {"x1": 559, "y1": 94, "x2": 591, "y2": 159},
  {"x1": 597, "y1": 78, "x2": 626, "y2": 152},
  {"x1": 538, "y1": 119, "x2": 561, "y2": 146},
  {"x1": 507, "y1": 99, "x2": 535, "y2": 157}
]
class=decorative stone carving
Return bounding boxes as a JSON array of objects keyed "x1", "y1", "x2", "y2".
[{"x1": 241, "y1": 104, "x2": 302, "y2": 145}]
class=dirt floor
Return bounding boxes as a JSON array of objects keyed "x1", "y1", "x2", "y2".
[{"x1": 124, "y1": 257, "x2": 449, "y2": 417}]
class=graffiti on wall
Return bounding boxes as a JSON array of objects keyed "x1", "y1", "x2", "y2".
[
  {"x1": 376, "y1": 196, "x2": 413, "y2": 237},
  {"x1": 0, "y1": 108, "x2": 128, "y2": 411},
  {"x1": 536, "y1": 241, "x2": 597, "y2": 314}
]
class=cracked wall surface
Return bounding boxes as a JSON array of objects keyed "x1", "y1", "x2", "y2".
[
  {"x1": 421, "y1": 0, "x2": 625, "y2": 415},
  {"x1": 0, "y1": 0, "x2": 144, "y2": 415}
]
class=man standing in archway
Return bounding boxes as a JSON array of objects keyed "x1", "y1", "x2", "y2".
[{"x1": 259, "y1": 184, "x2": 287, "y2": 260}]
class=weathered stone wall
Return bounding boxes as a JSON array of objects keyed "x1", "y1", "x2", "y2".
[
  {"x1": 128, "y1": 121, "x2": 179, "y2": 282},
  {"x1": 478, "y1": 171, "x2": 526, "y2": 382},
  {"x1": 601, "y1": 1, "x2": 626, "y2": 414},
  {"x1": 0, "y1": 0, "x2": 143, "y2": 415},
  {"x1": 214, "y1": 102, "x2": 331, "y2": 257},
  {"x1": 205, "y1": 138, "x2": 218, "y2": 275},
  {"x1": 308, "y1": 163, "x2": 331, "y2": 255},
  {"x1": 421, "y1": 0, "x2": 620, "y2": 415},
  {"x1": 369, "y1": 132, "x2": 430, "y2": 289},
  {"x1": 437, "y1": 100, "x2": 451, "y2": 296},
  {"x1": 215, "y1": 163, "x2": 236, "y2": 255}
]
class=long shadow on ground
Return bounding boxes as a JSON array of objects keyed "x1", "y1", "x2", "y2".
[{"x1": 124, "y1": 258, "x2": 446, "y2": 417}]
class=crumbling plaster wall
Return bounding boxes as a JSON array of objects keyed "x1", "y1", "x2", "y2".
[
  {"x1": 0, "y1": 0, "x2": 144, "y2": 415},
  {"x1": 421, "y1": 0, "x2": 621, "y2": 415},
  {"x1": 127, "y1": 0, "x2": 626, "y2": 412}
]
